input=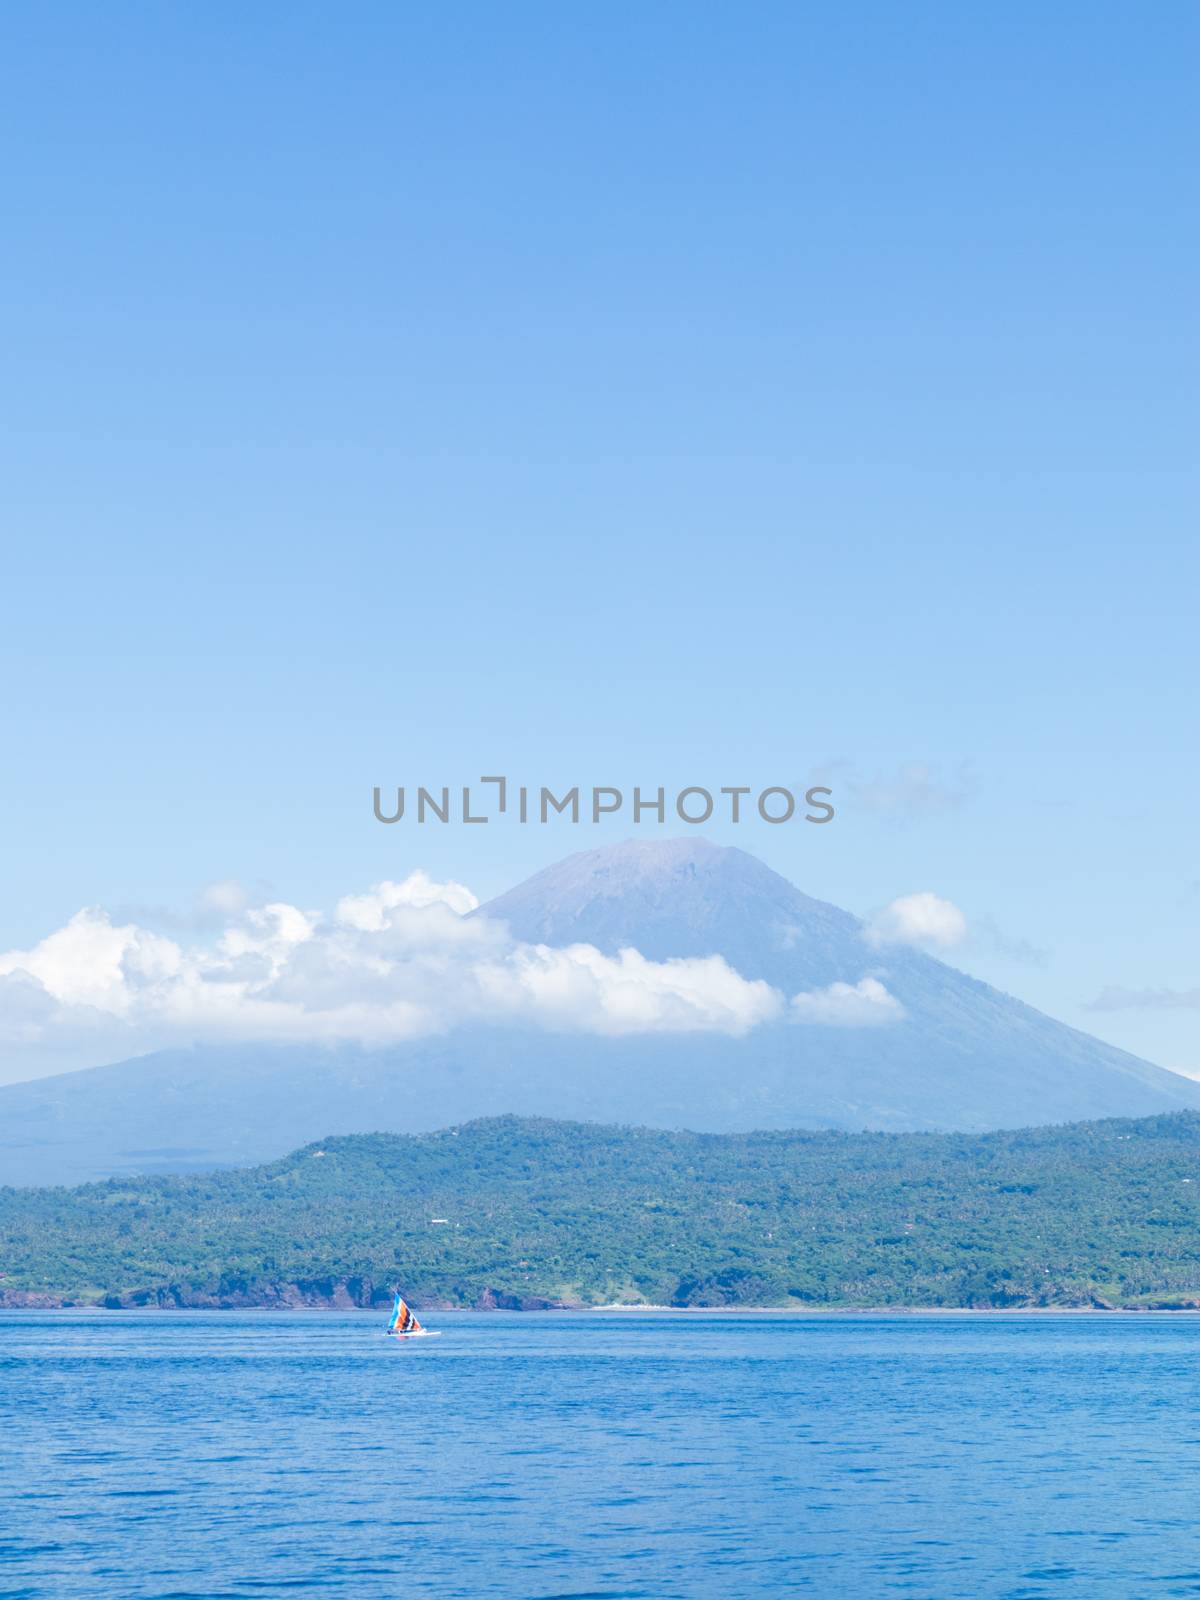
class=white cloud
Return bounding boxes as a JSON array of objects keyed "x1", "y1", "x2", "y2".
[
  {"x1": 866, "y1": 892, "x2": 968, "y2": 952},
  {"x1": 790, "y1": 977, "x2": 906, "y2": 1027},
  {"x1": 474, "y1": 944, "x2": 782, "y2": 1036},
  {"x1": 0, "y1": 910, "x2": 183, "y2": 1014},
  {"x1": 0, "y1": 873, "x2": 809, "y2": 1078},
  {"x1": 336, "y1": 871, "x2": 479, "y2": 929},
  {"x1": 0, "y1": 871, "x2": 915, "y2": 1080}
]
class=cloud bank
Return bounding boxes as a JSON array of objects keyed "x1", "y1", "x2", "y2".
[{"x1": 0, "y1": 871, "x2": 905, "y2": 1080}]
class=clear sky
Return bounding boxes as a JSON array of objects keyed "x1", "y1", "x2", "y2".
[{"x1": 1, "y1": 4, "x2": 1197, "y2": 1074}]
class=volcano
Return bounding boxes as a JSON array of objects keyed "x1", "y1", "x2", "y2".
[{"x1": 1, "y1": 838, "x2": 1195, "y2": 1185}]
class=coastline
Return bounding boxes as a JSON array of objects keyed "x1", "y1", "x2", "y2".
[{"x1": 4, "y1": 1301, "x2": 1200, "y2": 1316}]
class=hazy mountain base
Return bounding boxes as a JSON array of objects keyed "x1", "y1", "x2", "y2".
[{"x1": 5, "y1": 1114, "x2": 1200, "y2": 1311}]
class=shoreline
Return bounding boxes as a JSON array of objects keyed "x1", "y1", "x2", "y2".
[{"x1": 4, "y1": 1302, "x2": 1200, "y2": 1317}]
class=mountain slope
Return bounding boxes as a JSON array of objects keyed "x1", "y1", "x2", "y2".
[
  {"x1": 478, "y1": 837, "x2": 1198, "y2": 1123},
  {"x1": 6, "y1": 1112, "x2": 1200, "y2": 1310},
  {"x1": 1, "y1": 838, "x2": 1196, "y2": 1185}
]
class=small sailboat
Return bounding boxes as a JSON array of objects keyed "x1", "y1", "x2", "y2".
[{"x1": 385, "y1": 1290, "x2": 440, "y2": 1339}]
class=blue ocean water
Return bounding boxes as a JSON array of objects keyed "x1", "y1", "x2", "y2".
[{"x1": 2, "y1": 1311, "x2": 1200, "y2": 1599}]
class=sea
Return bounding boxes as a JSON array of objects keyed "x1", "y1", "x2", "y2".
[{"x1": 3, "y1": 1309, "x2": 1200, "y2": 1599}]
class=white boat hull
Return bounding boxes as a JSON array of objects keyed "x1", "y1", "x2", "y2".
[{"x1": 387, "y1": 1329, "x2": 441, "y2": 1339}]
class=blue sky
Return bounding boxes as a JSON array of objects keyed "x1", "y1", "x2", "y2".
[{"x1": 1, "y1": 3, "x2": 1197, "y2": 1073}]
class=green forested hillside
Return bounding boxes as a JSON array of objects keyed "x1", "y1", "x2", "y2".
[{"x1": 4, "y1": 1113, "x2": 1200, "y2": 1309}]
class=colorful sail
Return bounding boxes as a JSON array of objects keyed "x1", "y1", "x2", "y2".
[{"x1": 387, "y1": 1291, "x2": 423, "y2": 1335}]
